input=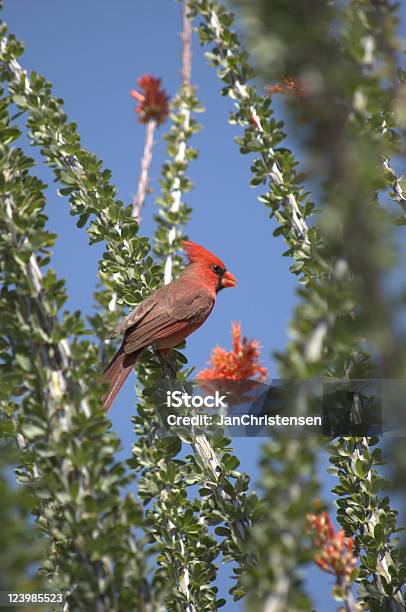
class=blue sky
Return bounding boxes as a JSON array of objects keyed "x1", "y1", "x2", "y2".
[{"x1": 3, "y1": 1, "x2": 405, "y2": 610}]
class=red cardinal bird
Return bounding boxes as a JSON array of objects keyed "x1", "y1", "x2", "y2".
[{"x1": 102, "y1": 241, "x2": 237, "y2": 412}]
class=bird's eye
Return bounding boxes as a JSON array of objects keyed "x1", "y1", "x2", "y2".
[{"x1": 212, "y1": 264, "x2": 223, "y2": 275}]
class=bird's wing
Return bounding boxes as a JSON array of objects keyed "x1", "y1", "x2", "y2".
[
  {"x1": 107, "y1": 284, "x2": 171, "y2": 338},
  {"x1": 122, "y1": 286, "x2": 214, "y2": 355}
]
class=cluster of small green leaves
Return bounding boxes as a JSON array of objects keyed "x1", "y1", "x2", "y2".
[
  {"x1": 352, "y1": 0, "x2": 406, "y2": 542},
  {"x1": 329, "y1": 436, "x2": 405, "y2": 609},
  {"x1": 129, "y1": 355, "x2": 224, "y2": 611},
  {"x1": 130, "y1": 356, "x2": 259, "y2": 604},
  {"x1": 127, "y1": 344, "x2": 256, "y2": 605},
  {"x1": 0, "y1": 86, "x2": 152, "y2": 609},
  {"x1": 188, "y1": 438, "x2": 253, "y2": 592},
  {"x1": 154, "y1": 85, "x2": 203, "y2": 281},
  {"x1": 229, "y1": 0, "x2": 406, "y2": 608},
  {"x1": 180, "y1": 415, "x2": 257, "y2": 601},
  {"x1": 326, "y1": 2, "x2": 405, "y2": 607}
]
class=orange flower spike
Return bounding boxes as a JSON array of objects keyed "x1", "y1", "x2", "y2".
[
  {"x1": 130, "y1": 74, "x2": 169, "y2": 125},
  {"x1": 306, "y1": 512, "x2": 358, "y2": 579},
  {"x1": 197, "y1": 322, "x2": 268, "y2": 382}
]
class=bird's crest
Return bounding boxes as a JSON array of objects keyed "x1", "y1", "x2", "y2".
[{"x1": 182, "y1": 241, "x2": 225, "y2": 269}]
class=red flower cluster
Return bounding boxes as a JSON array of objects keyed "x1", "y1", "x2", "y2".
[
  {"x1": 265, "y1": 76, "x2": 307, "y2": 98},
  {"x1": 307, "y1": 512, "x2": 357, "y2": 578},
  {"x1": 197, "y1": 322, "x2": 268, "y2": 382},
  {"x1": 130, "y1": 74, "x2": 169, "y2": 125}
]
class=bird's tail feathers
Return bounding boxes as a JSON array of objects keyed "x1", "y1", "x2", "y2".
[{"x1": 102, "y1": 346, "x2": 141, "y2": 412}]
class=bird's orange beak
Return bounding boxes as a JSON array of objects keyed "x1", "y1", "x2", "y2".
[{"x1": 221, "y1": 270, "x2": 237, "y2": 288}]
